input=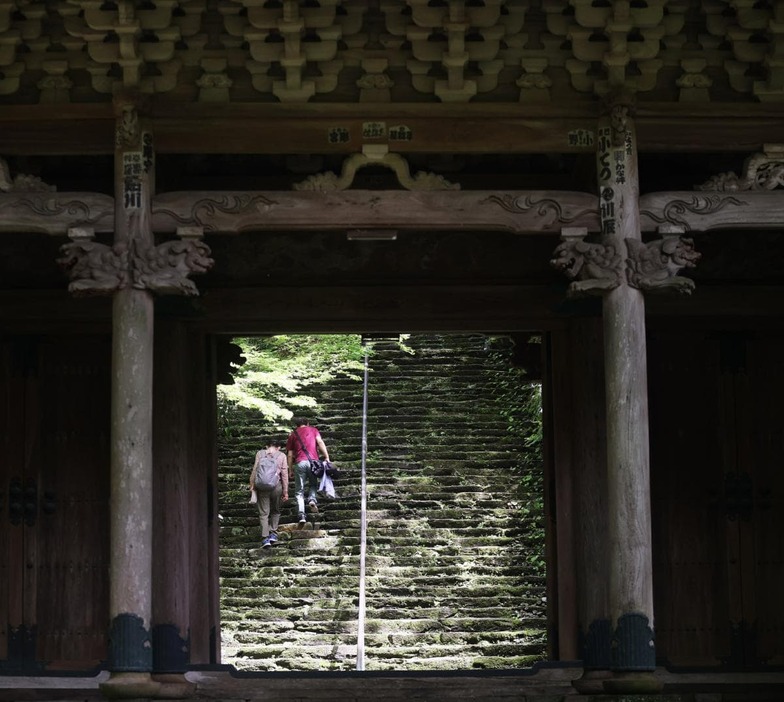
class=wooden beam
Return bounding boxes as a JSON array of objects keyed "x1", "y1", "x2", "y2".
[
  {"x1": 0, "y1": 193, "x2": 115, "y2": 234},
  {"x1": 0, "y1": 285, "x2": 782, "y2": 334},
  {"x1": 0, "y1": 103, "x2": 783, "y2": 156},
  {"x1": 2, "y1": 188, "x2": 783, "y2": 237},
  {"x1": 151, "y1": 190, "x2": 600, "y2": 234},
  {"x1": 0, "y1": 105, "x2": 115, "y2": 155},
  {"x1": 640, "y1": 191, "x2": 784, "y2": 232},
  {"x1": 192, "y1": 284, "x2": 568, "y2": 334}
]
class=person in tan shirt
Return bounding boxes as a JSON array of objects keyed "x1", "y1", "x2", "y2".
[{"x1": 249, "y1": 439, "x2": 289, "y2": 547}]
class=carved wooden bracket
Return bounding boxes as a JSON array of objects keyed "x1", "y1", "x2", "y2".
[
  {"x1": 57, "y1": 227, "x2": 129, "y2": 295},
  {"x1": 58, "y1": 226, "x2": 213, "y2": 297},
  {"x1": 292, "y1": 145, "x2": 460, "y2": 192},
  {"x1": 625, "y1": 228, "x2": 701, "y2": 295},
  {"x1": 551, "y1": 226, "x2": 700, "y2": 297},
  {"x1": 131, "y1": 227, "x2": 214, "y2": 296},
  {"x1": 549, "y1": 227, "x2": 622, "y2": 297},
  {"x1": 0, "y1": 157, "x2": 55, "y2": 193},
  {"x1": 697, "y1": 144, "x2": 784, "y2": 191}
]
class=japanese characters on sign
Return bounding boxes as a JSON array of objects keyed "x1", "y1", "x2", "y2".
[
  {"x1": 327, "y1": 124, "x2": 414, "y2": 144},
  {"x1": 327, "y1": 127, "x2": 350, "y2": 144},
  {"x1": 123, "y1": 150, "x2": 144, "y2": 210},
  {"x1": 568, "y1": 129, "x2": 594, "y2": 148},
  {"x1": 597, "y1": 124, "x2": 631, "y2": 237},
  {"x1": 362, "y1": 121, "x2": 387, "y2": 139},
  {"x1": 389, "y1": 125, "x2": 413, "y2": 141},
  {"x1": 142, "y1": 133, "x2": 154, "y2": 174}
]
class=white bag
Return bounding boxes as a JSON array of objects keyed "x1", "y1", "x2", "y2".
[{"x1": 318, "y1": 472, "x2": 336, "y2": 499}]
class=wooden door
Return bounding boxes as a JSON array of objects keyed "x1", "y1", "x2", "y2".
[
  {"x1": 649, "y1": 330, "x2": 784, "y2": 670},
  {"x1": 736, "y1": 335, "x2": 784, "y2": 667},
  {"x1": 0, "y1": 337, "x2": 110, "y2": 672},
  {"x1": 0, "y1": 339, "x2": 34, "y2": 671},
  {"x1": 648, "y1": 331, "x2": 733, "y2": 667}
]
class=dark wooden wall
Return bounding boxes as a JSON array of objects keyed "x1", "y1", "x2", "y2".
[
  {"x1": 1, "y1": 315, "x2": 782, "y2": 673},
  {"x1": 649, "y1": 329, "x2": 784, "y2": 670},
  {"x1": 0, "y1": 328, "x2": 220, "y2": 673},
  {"x1": 549, "y1": 320, "x2": 784, "y2": 671},
  {"x1": 0, "y1": 337, "x2": 110, "y2": 671}
]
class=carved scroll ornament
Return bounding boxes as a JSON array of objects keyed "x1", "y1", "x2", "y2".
[
  {"x1": 639, "y1": 194, "x2": 747, "y2": 231},
  {"x1": 625, "y1": 234, "x2": 701, "y2": 295},
  {"x1": 0, "y1": 157, "x2": 55, "y2": 193},
  {"x1": 293, "y1": 147, "x2": 459, "y2": 192},
  {"x1": 116, "y1": 105, "x2": 141, "y2": 147},
  {"x1": 483, "y1": 194, "x2": 597, "y2": 227},
  {"x1": 550, "y1": 229, "x2": 622, "y2": 297},
  {"x1": 609, "y1": 103, "x2": 632, "y2": 149},
  {"x1": 698, "y1": 146, "x2": 784, "y2": 191},
  {"x1": 58, "y1": 227, "x2": 213, "y2": 296}
]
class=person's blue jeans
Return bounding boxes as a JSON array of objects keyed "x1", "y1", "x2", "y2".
[{"x1": 294, "y1": 460, "x2": 318, "y2": 514}]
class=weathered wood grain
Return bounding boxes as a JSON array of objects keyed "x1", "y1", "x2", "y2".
[
  {"x1": 151, "y1": 190, "x2": 601, "y2": 234},
  {"x1": 1, "y1": 103, "x2": 783, "y2": 155},
  {"x1": 639, "y1": 191, "x2": 784, "y2": 232},
  {"x1": 0, "y1": 193, "x2": 115, "y2": 234},
  {"x1": 597, "y1": 110, "x2": 656, "y2": 680}
]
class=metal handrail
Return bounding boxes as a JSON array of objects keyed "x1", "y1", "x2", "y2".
[{"x1": 356, "y1": 342, "x2": 369, "y2": 670}]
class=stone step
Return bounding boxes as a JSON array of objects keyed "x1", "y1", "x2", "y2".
[{"x1": 217, "y1": 333, "x2": 545, "y2": 672}]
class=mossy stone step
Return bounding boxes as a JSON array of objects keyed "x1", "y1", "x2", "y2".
[{"x1": 218, "y1": 333, "x2": 545, "y2": 672}]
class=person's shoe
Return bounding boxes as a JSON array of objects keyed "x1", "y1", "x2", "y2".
[
  {"x1": 268, "y1": 533, "x2": 278, "y2": 545},
  {"x1": 298, "y1": 512, "x2": 306, "y2": 524},
  {"x1": 261, "y1": 536, "x2": 272, "y2": 548},
  {"x1": 307, "y1": 500, "x2": 318, "y2": 513}
]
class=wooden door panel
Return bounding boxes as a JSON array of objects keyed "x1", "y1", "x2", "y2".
[
  {"x1": 0, "y1": 342, "x2": 28, "y2": 667},
  {"x1": 649, "y1": 332, "x2": 732, "y2": 667},
  {"x1": 741, "y1": 336, "x2": 784, "y2": 666},
  {"x1": 31, "y1": 339, "x2": 110, "y2": 669},
  {"x1": 0, "y1": 343, "x2": 11, "y2": 662}
]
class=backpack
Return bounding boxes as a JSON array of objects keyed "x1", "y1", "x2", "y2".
[{"x1": 254, "y1": 452, "x2": 280, "y2": 491}]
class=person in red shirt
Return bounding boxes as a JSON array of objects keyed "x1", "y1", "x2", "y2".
[{"x1": 286, "y1": 417, "x2": 330, "y2": 524}]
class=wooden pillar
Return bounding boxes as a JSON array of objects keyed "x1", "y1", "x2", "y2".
[
  {"x1": 100, "y1": 96, "x2": 161, "y2": 699},
  {"x1": 596, "y1": 100, "x2": 660, "y2": 693}
]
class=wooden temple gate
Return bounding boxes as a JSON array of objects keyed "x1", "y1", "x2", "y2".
[{"x1": 0, "y1": 0, "x2": 783, "y2": 698}]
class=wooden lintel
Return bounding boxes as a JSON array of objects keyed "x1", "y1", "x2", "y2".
[
  {"x1": 640, "y1": 191, "x2": 784, "y2": 232},
  {"x1": 0, "y1": 193, "x2": 115, "y2": 235},
  {"x1": 151, "y1": 190, "x2": 600, "y2": 234},
  {"x1": 188, "y1": 284, "x2": 784, "y2": 333},
  {"x1": 0, "y1": 102, "x2": 783, "y2": 156},
  {"x1": 0, "y1": 188, "x2": 783, "y2": 236},
  {"x1": 0, "y1": 285, "x2": 782, "y2": 335},
  {"x1": 193, "y1": 284, "x2": 571, "y2": 334}
]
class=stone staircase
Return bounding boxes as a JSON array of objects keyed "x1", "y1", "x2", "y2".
[{"x1": 217, "y1": 333, "x2": 546, "y2": 672}]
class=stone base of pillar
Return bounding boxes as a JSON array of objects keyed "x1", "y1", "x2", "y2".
[
  {"x1": 602, "y1": 671, "x2": 664, "y2": 694},
  {"x1": 572, "y1": 669, "x2": 613, "y2": 694},
  {"x1": 152, "y1": 673, "x2": 196, "y2": 699},
  {"x1": 99, "y1": 672, "x2": 162, "y2": 699}
]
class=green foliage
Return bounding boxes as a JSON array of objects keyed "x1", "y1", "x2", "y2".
[
  {"x1": 484, "y1": 336, "x2": 544, "y2": 524},
  {"x1": 218, "y1": 334, "x2": 365, "y2": 431},
  {"x1": 396, "y1": 333, "x2": 416, "y2": 355}
]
